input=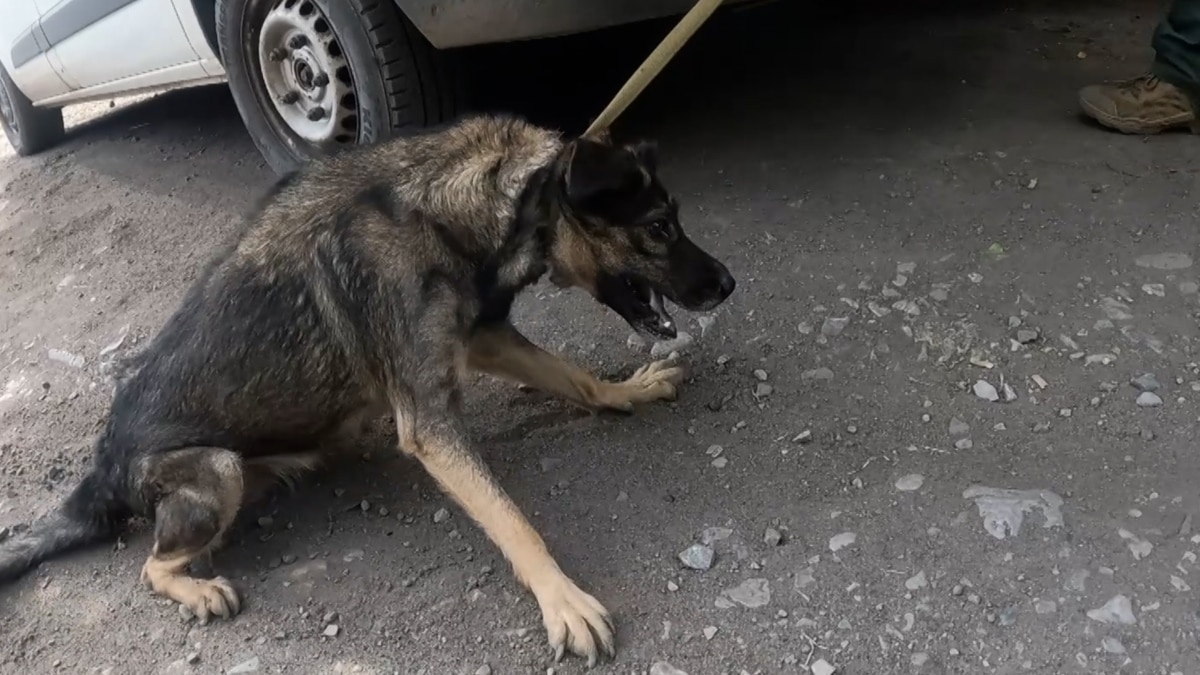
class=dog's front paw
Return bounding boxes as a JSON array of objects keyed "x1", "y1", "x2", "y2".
[
  {"x1": 595, "y1": 359, "x2": 685, "y2": 412},
  {"x1": 534, "y1": 575, "x2": 615, "y2": 666}
]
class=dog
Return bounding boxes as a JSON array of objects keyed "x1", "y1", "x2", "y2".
[{"x1": 0, "y1": 114, "x2": 735, "y2": 665}]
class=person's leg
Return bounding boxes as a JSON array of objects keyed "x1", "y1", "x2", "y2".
[{"x1": 1078, "y1": 0, "x2": 1200, "y2": 134}]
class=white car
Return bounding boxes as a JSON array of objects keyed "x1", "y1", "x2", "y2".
[{"x1": 0, "y1": 0, "x2": 741, "y2": 175}]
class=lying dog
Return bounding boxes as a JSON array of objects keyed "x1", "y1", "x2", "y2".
[{"x1": 0, "y1": 114, "x2": 735, "y2": 665}]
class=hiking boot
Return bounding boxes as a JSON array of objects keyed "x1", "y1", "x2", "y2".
[{"x1": 1078, "y1": 74, "x2": 1199, "y2": 134}]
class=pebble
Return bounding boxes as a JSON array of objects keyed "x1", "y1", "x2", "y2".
[
  {"x1": 949, "y1": 418, "x2": 970, "y2": 436},
  {"x1": 753, "y1": 369, "x2": 768, "y2": 381},
  {"x1": 829, "y1": 532, "x2": 857, "y2": 552},
  {"x1": 1181, "y1": 281, "x2": 1199, "y2": 295},
  {"x1": 702, "y1": 626, "x2": 718, "y2": 640},
  {"x1": 911, "y1": 652, "x2": 929, "y2": 667},
  {"x1": 323, "y1": 624, "x2": 340, "y2": 637},
  {"x1": 650, "y1": 331, "x2": 693, "y2": 359},
  {"x1": 228, "y1": 657, "x2": 260, "y2": 674},
  {"x1": 1136, "y1": 392, "x2": 1163, "y2": 407},
  {"x1": 723, "y1": 578, "x2": 771, "y2": 608},
  {"x1": 650, "y1": 663, "x2": 688, "y2": 675},
  {"x1": 1142, "y1": 283, "x2": 1166, "y2": 297},
  {"x1": 929, "y1": 287, "x2": 949, "y2": 302},
  {"x1": 474, "y1": 667, "x2": 492, "y2": 675},
  {"x1": 895, "y1": 474, "x2": 924, "y2": 491},
  {"x1": 711, "y1": 456, "x2": 728, "y2": 468},
  {"x1": 821, "y1": 317, "x2": 850, "y2": 337},
  {"x1": 802, "y1": 367, "x2": 834, "y2": 382},
  {"x1": 897, "y1": 261, "x2": 917, "y2": 274},
  {"x1": 1135, "y1": 252, "x2": 1193, "y2": 270},
  {"x1": 797, "y1": 321, "x2": 813, "y2": 335},
  {"x1": 811, "y1": 659, "x2": 837, "y2": 675},
  {"x1": 1059, "y1": 408, "x2": 1072, "y2": 418},
  {"x1": 1102, "y1": 637, "x2": 1126, "y2": 654},
  {"x1": 627, "y1": 333, "x2": 648, "y2": 350},
  {"x1": 667, "y1": 580, "x2": 679, "y2": 591},
  {"x1": 678, "y1": 544, "x2": 714, "y2": 570},
  {"x1": 433, "y1": 508, "x2": 451, "y2": 523},
  {"x1": 973, "y1": 380, "x2": 999, "y2": 402},
  {"x1": 792, "y1": 430, "x2": 813, "y2": 443},
  {"x1": 257, "y1": 516, "x2": 274, "y2": 528},
  {"x1": 954, "y1": 438, "x2": 973, "y2": 450},
  {"x1": 1131, "y1": 373, "x2": 1160, "y2": 392},
  {"x1": 1016, "y1": 328, "x2": 1039, "y2": 344},
  {"x1": 185, "y1": 653, "x2": 200, "y2": 665},
  {"x1": 904, "y1": 571, "x2": 928, "y2": 590},
  {"x1": 1035, "y1": 600, "x2": 1057, "y2": 614},
  {"x1": 1087, "y1": 595, "x2": 1136, "y2": 625},
  {"x1": 754, "y1": 383, "x2": 773, "y2": 398},
  {"x1": 764, "y1": 527, "x2": 783, "y2": 546}
]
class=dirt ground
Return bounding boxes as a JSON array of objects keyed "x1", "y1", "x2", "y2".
[{"x1": 2, "y1": 1, "x2": 1199, "y2": 673}]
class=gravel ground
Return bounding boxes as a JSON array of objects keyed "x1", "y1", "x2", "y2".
[{"x1": 2, "y1": 1, "x2": 1199, "y2": 674}]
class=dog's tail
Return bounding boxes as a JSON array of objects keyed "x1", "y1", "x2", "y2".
[{"x1": 0, "y1": 470, "x2": 127, "y2": 583}]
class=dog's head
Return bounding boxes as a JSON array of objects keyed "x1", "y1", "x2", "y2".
[{"x1": 547, "y1": 135, "x2": 735, "y2": 340}]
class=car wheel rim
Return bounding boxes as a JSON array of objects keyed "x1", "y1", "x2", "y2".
[
  {"x1": 257, "y1": 0, "x2": 358, "y2": 147},
  {"x1": 0, "y1": 77, "x2": 18, "y2": 136}
]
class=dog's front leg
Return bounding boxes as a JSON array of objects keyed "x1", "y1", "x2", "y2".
[
  {"x1": 466, "y1": 322, "x2": 684, "y2": 413},
  {"x1": 393, "y1": 403, "x2": 614, "y2": 665}
]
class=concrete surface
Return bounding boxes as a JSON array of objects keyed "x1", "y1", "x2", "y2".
[{"x1": 1, "y1": 1, "x2": 1198, "y2": 673}]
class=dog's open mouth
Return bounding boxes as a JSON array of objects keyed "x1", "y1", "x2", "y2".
[{"x1": 626, "y1": 277, "x2": 677, "y2": 340}]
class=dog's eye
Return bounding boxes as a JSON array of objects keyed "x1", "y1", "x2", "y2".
[{"x1": 648, "y1": 220, "x2": 671, "y2": 240}]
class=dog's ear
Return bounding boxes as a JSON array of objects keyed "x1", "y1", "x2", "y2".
[
  {"x1": 627, "y1": 140, "x2": 659, "y2": 175},
  {"x1": 564, "y1": 138, "x2": 644, "y2": 216}
]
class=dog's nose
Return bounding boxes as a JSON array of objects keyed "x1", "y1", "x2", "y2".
[{"x1": 716, "y1": 268, "x2": 736, "y2": 298}]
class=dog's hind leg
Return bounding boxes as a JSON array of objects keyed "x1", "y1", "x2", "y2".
[
  {"x1": 468, "y1": 322, "x2": 684, "y2": 413},
  {"x1": 136, "y1": 447, "x2": 244, "y2": 623}
]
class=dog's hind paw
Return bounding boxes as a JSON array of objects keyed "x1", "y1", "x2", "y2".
[{"x1": 534, "y1": 574, "x2": 615, "y2": 667}]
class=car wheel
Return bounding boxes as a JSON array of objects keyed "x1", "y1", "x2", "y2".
[
  {"x1": 216, "y1": 0, "x2": 458, "y2": 175},
  {"x1": 0, "y1": 64, "x2": 65, "y2": 156}
]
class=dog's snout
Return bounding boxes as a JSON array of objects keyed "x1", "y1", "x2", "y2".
[{"x1": 714, "y1": 267, "x2": 735, "y2": 299}]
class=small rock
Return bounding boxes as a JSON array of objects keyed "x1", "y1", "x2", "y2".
[
  {"x1": 821, "y1": 317, "x2": 850, "y2": 337},
  {"x1": 905, "y1": 571, "x2": 928, "y2": 590},
  {"x1": 1130, "y1": 373, "x2": 1160, "y2": 392},
  {"x1": 1180, "y1": 281, "x2": 1199, "y2": 295},
  {"x1": 1059, "y1": 408, "x2": 1072, "y2": 418},
  {"x1": 650, "y1": 331, "x2": 694, "y2": 359},
  {"x1": 433, "y1": 508, "x2": 451, "y2": 523},
  {"x1": 1142, "y1": 283, "x2": 1166, "y2": 297},
  {"x1": 753, "y1": 383, "x2": 773, "y2": 398},
  {"x1": 954, "y1": 438, "x2": 973, "y2": 450},
  {"x1": 724, "y1": 578, "x2": 770, "y2": 608},
  {"x1": 1016, "y1": 328, "x2": 1039, "y2": 344},
  {"x1": 650, "y1": 662, "x2": 688, "y2": 675},
  {"x1": 626, "y1": 333, "x2": 648, "y2": 350},
  {"x1": 711, "y1": 456, "x2": 728, "y2": 468},
  {"x1": 227, "y1": 657, "x2": 260, "y2": 674},
  {"x1": 323, "y1": 624, "x2": 339, "y2": 637},
  {"x1": 185, "y1": 653, "x2": 200, "y2": 665},
  {"x1": 1035, "y1": 600, "x2": 1057, "y2": 614},
  {"x1": 1136, "y1": 392, "x2": 1163, "y2": 407},
  {"x1": 929, "y1": 287, "x2": 949, "y2": 302},
  {"x1": 948, "y1": 418, "x2": 970, "y2": 436},
  {"x1": 802, "y1": 367, "x2": 834, "y2": 382},
  {"x1": 256, "y1": 516, "x2": 274, "y2": 528},
  {"x1": 475, "y1": 666, "x2": 492, "y2": 675},
  {"x1": 1102, "y1": 637, "x2": 1126, "y2": 654},
  {"x1": 811, "y1": 659, "x2": 837, "y2": 675},
  {"x1": 763, "y1": 527, "x2": 783, "y2": 546},
  {"x1": 323, "y1": 611, "x2": 339, "y2": 624},
  {"x1": 829, "y1": 532, "x2": 857, "y2": 552},
  {"x1": 701, "y1": 527, "x2": 733, "y2": 544},
  {"x1": 794, "y1": 567, "x2": 816, "y2": 589},
  {"x1": 666, "y1": 580, "x2": 679, "y2": 591},
  {"x1": 1087, "y1": 595, "x2": 1136, "y2": 625},
  {"x1": 911, "y1": 653, "x2": 929, "y2": 667},
  {"x1": 702, "y1": 626, "x2": 718, "y2": 640},
  {"x1": 797, "y1": 321, "x2": 813, "y2": 335},
  {"x1": 974, "y1": 380, "x2": 1000, "y2": 402},
  {"x1": 679, "y1": 544, "x2": 714, "y2": 570},
  {"x1": 1134, "y1": 252, "x2": 1193, "y2": 270},
  {"x1": 48, "y1": 348, "x2": 85, "y2": 369},
  {"x1": 895, "y1": 474, "x2": 924, "y2": 491},
  {"x1": 753, "y1": 369, "x2": 768, "y2": 381},
  {"x1": 792, "y1": 430, "x2": 813, "y2": 443}
]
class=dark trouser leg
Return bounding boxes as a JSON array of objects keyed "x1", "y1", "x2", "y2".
[{"x1": 1151, "y1": 0, "x2": 1200, "y2": 108}]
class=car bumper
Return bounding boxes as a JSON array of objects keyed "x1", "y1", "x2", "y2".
[{"x1": 395, "y1": 0, "x2": 762, "y2": 49}]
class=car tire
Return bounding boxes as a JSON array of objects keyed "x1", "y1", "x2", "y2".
[
  {"x1": 216, "y1": 0, "x2": 458, "y2": 175},
  {"x1": 0, "y1": 64, "x2": 65, "y2": 156}
]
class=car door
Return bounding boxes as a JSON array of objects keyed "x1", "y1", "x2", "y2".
[
  {"x1": 35, "y1": 0, "x2": 206, "y2": 93},
  {"x1": 0, "y1": 0, "x2": 74, "y2": 103}
]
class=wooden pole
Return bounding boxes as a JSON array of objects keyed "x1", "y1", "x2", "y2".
[{"x1": 583, "y1": 0, "x2": 725, "y2": 138}]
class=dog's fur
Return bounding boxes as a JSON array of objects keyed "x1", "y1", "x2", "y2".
[{"x1": 0, "y1": 114, "x2": 734, "y2": 664}]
